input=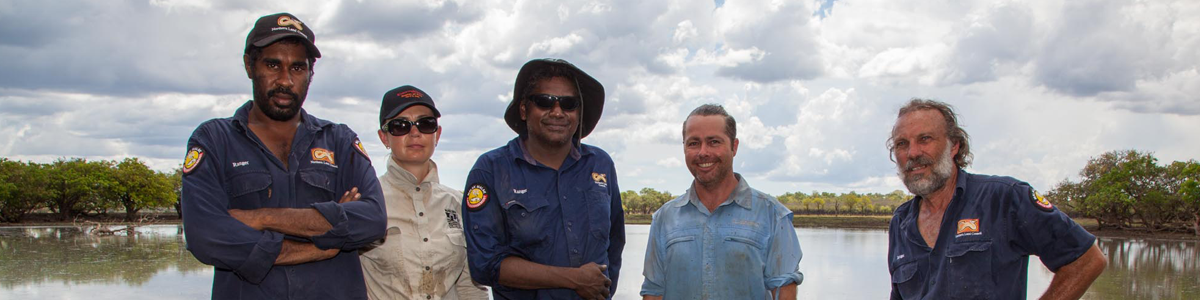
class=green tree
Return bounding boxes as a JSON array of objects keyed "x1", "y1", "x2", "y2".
[
  {"x1": 1166, "y1": 160, "x2": 1200, "y2": 235},
  {"x1": 103, "y1": 158, "x2": 176, "y2": 221},
  {"x1": 45, "y1": 158, "x2": 114, "y2": 221},
  {"x1": 0, "y1": 159, "x2": 49, "y2": 222}
]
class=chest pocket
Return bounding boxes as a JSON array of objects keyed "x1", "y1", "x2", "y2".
[
  {"x1": 502, "y1": 195, "x2": 551, "y2": 249},
  {"x1": 299, "y1": 169, "x2": 336, "y2": 205},
  {"x1": 585, "y1": 186, "x2": 612, "y2": 240},
  {"x1": 226, "y1": 170, "x2": 271, "y2": 208},
  {"x1": 945, "y1": 240, "x2": 994, "y2": 299},
  {"x1": 890, "y1": 258, "x2": 922, "y2": 299}
]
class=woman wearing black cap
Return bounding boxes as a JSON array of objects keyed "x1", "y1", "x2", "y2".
[{"x1": 358, "y1": 85, "x2": 488, "y2": 300}]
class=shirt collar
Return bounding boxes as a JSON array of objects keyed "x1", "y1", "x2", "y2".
[
  {"x1": 507, "y1": 137, "x2": 586, "y2": 165},
  {"x1": 676, "y1": 173, "x2": 753, "y2": 210},
  {"x1": 231, "y1": 100, "x2": 330, "y2": 132},
  {"x1": 383, "y1": 156, "x2": 440, "y2": 187}
]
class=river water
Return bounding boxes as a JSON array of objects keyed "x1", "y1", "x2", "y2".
[{"x1": 0, "y1": 225, "x2": 1196, "y2": 299}]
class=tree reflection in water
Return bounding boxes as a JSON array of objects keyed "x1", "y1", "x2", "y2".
[
  {"x1": 1084, "y1": 238, "x2": 1200, "y2": 299},
  {"x1": 0, "y1": 226, "x2": 208, "y2": 288}
]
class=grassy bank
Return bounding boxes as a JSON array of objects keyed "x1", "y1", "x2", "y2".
[{"x1": 625, "y1": 214, "x2": 1198, "y2": 240}]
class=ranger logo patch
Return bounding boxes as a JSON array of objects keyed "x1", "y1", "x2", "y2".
[
  {"x1": 1032, "y1": 189, "x2": 1053, "y2": 212},
  {"x1": 466, "y1": 183, "x2": 489, "y2": 211},
  {"x1": 182, "y1": 147, "x2": 204, "y2": 174},
  {"x1": 592, "y1": 172, "x2": 608, "y2": 188},
  {"x1": 956, "y1": 219, "x2": 980, "y2": 237}
]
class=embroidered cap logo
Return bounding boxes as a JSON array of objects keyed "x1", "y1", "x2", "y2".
[{"x1": 277, "y1": 16, "x2": 304, "y2": 31}]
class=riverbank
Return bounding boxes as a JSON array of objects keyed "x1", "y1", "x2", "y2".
[
  {"x1": 5, "y1": 212, "x2": 1195, "y2": 240},
  {"x1": 626, "y1": 214, "x2": 1199, "y2": 240}
]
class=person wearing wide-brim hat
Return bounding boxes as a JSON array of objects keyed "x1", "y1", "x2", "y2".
[{"x1": 460, "y1": 58, "x2": 626, "y2": 300}]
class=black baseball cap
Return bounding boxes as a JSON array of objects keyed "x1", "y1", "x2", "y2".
[
  {"x1": 380, "y1": 85, "x2": 441, "y2": 126},
  {"x1": 504, "y1": 58, "x2": 605, "y2": 138},
  {"x1": 245, "y1": 12, "x2": 321, "y2": 58}
]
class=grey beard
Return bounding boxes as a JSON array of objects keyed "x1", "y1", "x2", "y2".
[{"x1": 899, "y1": 144, "x2": 955, "y2": 197}]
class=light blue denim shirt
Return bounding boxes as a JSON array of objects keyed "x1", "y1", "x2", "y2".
[{"x1": 640, "y1": 173, "x2": 803, "y2": 299}]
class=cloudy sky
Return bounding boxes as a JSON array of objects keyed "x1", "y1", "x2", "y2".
[{"x1": 1, "y1": 0, "x2": 1197, "y2": 197}]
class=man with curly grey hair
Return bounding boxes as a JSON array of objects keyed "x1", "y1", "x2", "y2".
[{"x1": 885, "y1": 98, "x2": 1107, "y2": 299}]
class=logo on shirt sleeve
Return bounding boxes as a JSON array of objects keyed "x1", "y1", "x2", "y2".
[
  {"x1": 466, "y1": 183, "x2": 489, "y2": 211},
  {"x1": 311, "y1": 148, "x2": 337, "y2": 167},
  {"x1": 592, "y1": 172, "x2": 608, "y2": 188},
  {"x1": 182, "y1": 147, "x2": 204, "y2": 174},
  {"x1": 1031, "y1": 188, "x2": 1053, "y2": 212},
  {"x1": 956, "y1": 219, "x2": 980, "y2": 237},
  {"x1": 353, "y1": 138, "x2": 370, "y2": 161}
]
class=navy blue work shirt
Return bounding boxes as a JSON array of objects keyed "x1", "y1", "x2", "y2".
[
  {"x1": 181, "y1": 101, "x2": 387, "y2": 300},
  {"x1": 887, "y1": 169, "x2": 1096, "y2": 299},
  {"x1": 461, "y1": 137, "x2": 625, "y2": 299}
]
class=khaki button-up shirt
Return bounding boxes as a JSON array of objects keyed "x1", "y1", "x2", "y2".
[{"x1": 360, "y1": 158, "x2": 488, "y2": 300}]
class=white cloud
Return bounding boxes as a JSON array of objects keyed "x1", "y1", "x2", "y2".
[{"x1": 1, "y1": 0, "x2": 1197, "y2": 199}]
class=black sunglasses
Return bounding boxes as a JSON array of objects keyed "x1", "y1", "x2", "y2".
[
  {"x1": 382, "y1": 117, "x2": 438, "y2": 136},
  {"x1": 527, "y1": 94, "x2": 580, "y2": 111}
]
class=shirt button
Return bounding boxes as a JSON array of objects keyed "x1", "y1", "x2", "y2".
[
  {"x1": 572, "y1": 249, "x2": 579, "y2": 254},
  {"x1": 425, "y1": 266, "x2": 431, "y2": 271},
  {"x1": 423, "y1": 238, "x2": 429, "y2": 242},
  {"x1": 426, "y1": 295, "x2": 431, "y2": 299},
  {"x1": 567, "y1": 221, "x2": 573, "y2": 227},
  {"x1": 416, "y1": 187, "x2": 422, "y2": 192},
  {"x1": 419, "y1": 212, "x2": 424, "y2": 217}
]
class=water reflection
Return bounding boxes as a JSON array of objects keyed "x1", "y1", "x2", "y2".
[
  {"x1": 1031, "y1": 237, "x2": 1200, "y2": 299},
  {"x1": 1, "y1": 225, "x2": 1196, "y2": 299},
  {"x1": 0, "y1": 225, "x2": 210, "y2": 299}
]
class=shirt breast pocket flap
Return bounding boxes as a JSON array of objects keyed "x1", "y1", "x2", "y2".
[
  {"x1": 723, "y1": 235, "x2": 765, "y2": 250},
  {"x1": 890, "y1": 260, "x2": 918, "y2": 284},
  {"x1": 447, "y1": 230, "x2": 467, "y2": 248},
  {"x1": 227, "y1": 171, "x2": 271, "y2": 199},
  {"x1": 299, "y1": 170, "x2": 335, "y2": 194},
  {"x1": 946, "y1": 240, "x2": 992, "y2": 258},
  {"x1": 666, "y1": 235, "x2": 696, "y2": 249}
]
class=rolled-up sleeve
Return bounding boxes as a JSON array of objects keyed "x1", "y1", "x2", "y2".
[
  {"x1": 639, "y1": 209, "x2": 666, "y2": 297},
  {"x1": 310, "y1": 132, "x2": 386, "y2": 250},
  {"x1": 181, "y1": 127, "x2": 282, "y2": 284},
  {"x1": 764, "y1": 212, "x2": 803, "y2": 289},
  {"x1": 462, "y1": 158, "x2": 512, "y2": 287}
]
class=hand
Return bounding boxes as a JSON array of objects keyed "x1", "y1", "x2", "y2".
[
  {"x1": 227, "y1": 209, "x2": 262, "y2": 230},
  {"x1": 570, "y1": 262, "x2": 611, "y2": 300},
  {"x1": 339, "y1": 187, "x2": 361, "y2": 203}
]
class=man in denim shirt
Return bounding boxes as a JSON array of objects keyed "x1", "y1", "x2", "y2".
[{"x1": 640, "y1": 104, "x2": 803, "y2": 300}]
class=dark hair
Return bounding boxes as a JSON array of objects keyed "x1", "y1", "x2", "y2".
[
  {"x1": 888, "y1": 98, "x2": 972, "y2": 168},
  {"x1": 683, "y1": 104, "x2": 736, "y2": 142},
  {"x1": 245, "y1": 37, "x2": 318, "y2": 71}
]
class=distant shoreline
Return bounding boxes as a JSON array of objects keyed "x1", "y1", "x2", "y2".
[{"x1": 4, "y1": 213, "x2": 1195, "y2": 241}]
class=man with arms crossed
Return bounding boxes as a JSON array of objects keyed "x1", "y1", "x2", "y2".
[
  {"x1": 461, "y1": 58, "x2": 625, "y2": 300},
  {"x1": 641, "y1": 104, "x2": 803, "y2": 300},
  {"x1": 181, "y1": 12, "x2": 386, "y2": 299},
  {"x1": 886, "y1": 99, "x2": 1106, "y2": 299}
]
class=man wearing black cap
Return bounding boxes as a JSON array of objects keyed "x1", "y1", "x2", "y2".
[
  {"x1": 461, "y1": 59, "x2": 625, "y2": 300},
  {"x1": 180, "y1": 12, "x2": 386, "y2": 300}
]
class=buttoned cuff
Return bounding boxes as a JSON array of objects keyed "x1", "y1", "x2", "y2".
[
  {"x1": 765, "y1": 271, "x2": 804, "y2": 290},
  {"x1": 236, "y1": 230, "x2": 283, "y2": 284},
  {"x1": 309, "y1": 201, "x2": 349, "y2": 250}
]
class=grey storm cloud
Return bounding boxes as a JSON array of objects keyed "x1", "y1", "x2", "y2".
[{"x1": 713, "y1": 1, "x2": 824, "y2": 83}]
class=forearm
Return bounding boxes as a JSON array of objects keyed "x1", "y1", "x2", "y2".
[
  {"x1": 774, "y1": 283, "x2": 797, "y2": 300},
  {"x1": 497, "y1": 256, "x2": 579, "y2": 290},
  {"x1": 230, "y1": 207, "x2": 332, "y2": 237},
  {"x1": 275, "y1": 239, "x2": 338, "y2": 265},
  {"x1": 1040, "y1": 244, "x2": 1107, "y2": 300}
]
